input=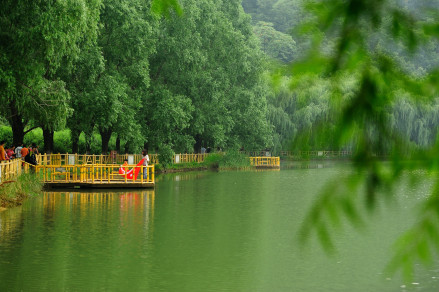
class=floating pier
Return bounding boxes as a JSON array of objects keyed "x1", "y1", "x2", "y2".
[
  {"x1": 250, "y1": 157, "x2": 280, "y2": 169},
  {"x1": 35, "y1": 164, "x2": 155, "y2": 189}
]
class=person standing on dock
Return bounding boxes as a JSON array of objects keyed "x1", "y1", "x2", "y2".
[
  {"x1": 32, "y1": 143, "x2": 39, "y2": 155},
  {"x1": 15, "y1": 144, "x2": 23, "y2": 158},
  {"x1": 6, "y1": 146, "x2": 15, "y2": 159},
  {"x1": 142, "y1": 149, "x2": 150, "y2": 181},
  {"x1": 25, "y1": 147, "x2": 38, "y2": 166},
  {"x1": 0, "y1": 141, "x2": 6, "y2": 161},
  {"x1": 20, "y1": 145, "x2": 29, "y2": 159}
]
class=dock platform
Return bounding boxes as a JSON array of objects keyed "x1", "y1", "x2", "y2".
[
  {"x1": 250, "y1": 157, "x2": 280, "y2": 169},
  {"x1": 35, "y1": 164, "x2": 155, "y2": 189},
  {"x1": 44, "y1": 181, "x2": 155, "y2": 189}
]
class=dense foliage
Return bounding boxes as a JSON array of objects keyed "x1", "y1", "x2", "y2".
[
  {"x1": 5, "y1": 0, "x2": 438, "y2": 156},
  {"x1": 242, "y1": 0, "x2": 439, "y2": 154},
  {"x1": 0, "y1": 0, "x2": 272, "y2": 154}
]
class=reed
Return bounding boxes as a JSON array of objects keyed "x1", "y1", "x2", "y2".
[{"x1": 0, "y1": 174, "x2": 43, "y2": 209}]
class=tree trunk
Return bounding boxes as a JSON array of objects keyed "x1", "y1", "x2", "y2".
[
  {"x1": 43, "y1": 127, "x2": 54, "y2": 154},
  {"x1": 11, "y1": 118, "x2": 25, "y2": 146},
  {"x1": 71, "y1": 129, "x2": 80, "y2": 153},
  {"x1": 8, "y1": 100, "x2": 25, "y2": 146},
  {"x1": 116, "y1": 136, "x2": 121, "y2": 153},
  {"x1": 124, "y1": 141, "x2": 129, "y2": 154},
  {"x1": 85, "y1": 132, "x2": 92, "y2": 154},
  {"x1": 100, "y1": 128, "x2": 112, "y2": 154},
  {"x1": 194, "y1": 134, "x2": 203, "y2": 153}
]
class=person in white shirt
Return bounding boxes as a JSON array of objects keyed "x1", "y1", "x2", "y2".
[
  {"x1": 15, "y1": 144, "x2": 23, "y2": 158},
  {"x1": 142, "y1": 149, "x2": 150, "y2": 180}
]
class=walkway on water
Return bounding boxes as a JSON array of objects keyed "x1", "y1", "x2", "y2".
[
  {"x1": 34, "y1": 153, "x2": 280, "y2": 168},
  {"x1": 0, "y1": 153, "x2": 280, "y2": 189},
  {"x1": 36, "y1": 164, "x2": 155, "y2": 189}
]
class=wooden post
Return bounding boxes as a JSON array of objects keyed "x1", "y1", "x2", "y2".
[{"x1": 151, "y1": 165, "x2": 154, "y2": 183}]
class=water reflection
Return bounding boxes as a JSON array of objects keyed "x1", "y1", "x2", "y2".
[
  {"x1": 281, "y1": 160, "x2": 350, "y2": 169},
  {"x1": 157, "y1": 169, "x2": 281, "y2": 184},
  {"x1": 1, "y1": 190, "x2": 156, "y2": 246},
  {"x1": 2, "y1": 167, "x2": 439, "y2": 291},
  {"x1": 156, "y1": 171, "x2": 209, "y2": 182},
  {"x1": 0, "y1": 205, "x2": 23, "y2": 244},
  {"x1": 43, "y1": 190, "x2": 154, "y2": 209}
]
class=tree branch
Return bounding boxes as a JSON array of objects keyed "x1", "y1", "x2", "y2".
[{"x1": 24, "y1": 126, "x2": 40, "y2": 135}]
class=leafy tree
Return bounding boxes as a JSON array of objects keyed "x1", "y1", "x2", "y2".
[
  {"x1": 65, "y1": 46, "x2": 105, "y2": 153},
  {"x1": 148, "y1": 0, "x2": 271, "y2": 152},
  {"x1": 97, "y1": 0, "x2": 157, "y2": 154},
  {"x1": 253, "y1": 21, "x2": 297, "y2": 62},
  {"x1": 0, "y1": 0, "x2": 102, "y2": 147},
  {"x1": 144, "y1": 85, "x2": 194, "y2": 153},
  {"x1": 242, "y1": 0, "x2": 312, "y2": 61},
  {"x1": 64, "y1": 0, "x2": 157, "y2": 154}
]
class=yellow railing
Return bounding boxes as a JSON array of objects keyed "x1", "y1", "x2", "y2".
[
  {"x1": 36, "y1": 153, "x2": 208, "y2": 165},
  {"x1": 35, "y1": 164, "x2": 155, "y2": 184},
  {"x1": 35, "y1": 153, "x2": 281, "y2": 169},
  {"x1": 279, "y1": 150, "x2": 352, "y2": 158},
  {"x1": 172, "y1": 153, "x2": 209, "y2": 163},
  {"x1": 0, "y1": 159, "x2": 34, "y2": 182},
  {"x1": 36, "y1": 153, "x2": 159, "y2": 166},
  {"x1": 250, "y1": 157, "x2": 280, "y2": 168}
]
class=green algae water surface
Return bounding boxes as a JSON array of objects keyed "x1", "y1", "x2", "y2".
[{"x1": 1, "y1": 162, "x2": 438, "y2": 291}]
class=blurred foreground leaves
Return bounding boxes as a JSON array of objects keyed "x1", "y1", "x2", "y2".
[{"x1": 295, "y1": 0, "x2": 439, "y2": 280}]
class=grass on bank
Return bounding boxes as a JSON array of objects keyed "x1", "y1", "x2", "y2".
[
  {"x1": 204, "y1": 152, "x2": 252, "y2": 170},
  {"x1": 155, "y1": 151, "x2": 252, "y2": 172},
  {"x1": 0, "y1": 174, "x2": 43, "y2": 209}
]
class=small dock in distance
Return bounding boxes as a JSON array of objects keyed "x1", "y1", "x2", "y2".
[{"x1": 250, "y1": 157, "x2": 280, "y2": 169}]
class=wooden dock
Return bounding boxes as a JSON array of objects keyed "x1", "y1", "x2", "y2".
[
  {"x1": 2, "y1": 152, "x2": 282, "y2": 189},
  {"x1": 250, "y1": 157, "x2": 280, "y2": 169},
  {"x1": 43, "y1": 181, "x2": 154, "y2": 189},
  {"x1": 35, "y1": 164, "x2": 155, "y2": 189}
]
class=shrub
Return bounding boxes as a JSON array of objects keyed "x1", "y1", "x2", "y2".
[
  {"x1": 218, "y1": 151, "x2": 251, "y2": 169},
  {"x1": 202, "y1": 153, "x2": 223, "y2": 168},
  {"x1": 78, "y1": 132, "x2": 102, "y2": 154},
  {"x1": 158, "y1": 144, "x2": 174, "y2": 168},
  {"x1": 0, "y1": 126, "x2": 13, "y2": 146},
  {"x1": 53, "y1": 130, "x2": 71, "y2": 153},
  {"x1": 24, "y1": 128, "x2": 43, "y2": 148},
  {"x1": 0, "y1": 173, "x2": 42, "y2": 208}
]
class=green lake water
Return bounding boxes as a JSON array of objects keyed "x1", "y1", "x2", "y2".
[{"x1": 1, "y1": 162, "x2": 439, "y2": 291}]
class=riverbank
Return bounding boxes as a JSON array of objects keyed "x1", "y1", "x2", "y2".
[
  {"x1": 156, "y1": 164, "x2": 209, "y2": 173},
  {"x1": 155, "y1": 152, "x2": 253, "y2": 173},
  {"x1": 0, "y1": 174, "x2": 43, "y2": 211}
]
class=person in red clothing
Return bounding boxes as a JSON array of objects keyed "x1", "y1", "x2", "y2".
[
  {"x1": 21, "y1": 145, "x2": 29, "y2": 159},
  {"x1": 6, "y1": 146, "x2": 14, "y2": 159},
  {"x1": 119, "y1": 159, "x2": 134, "y2": 179}
]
